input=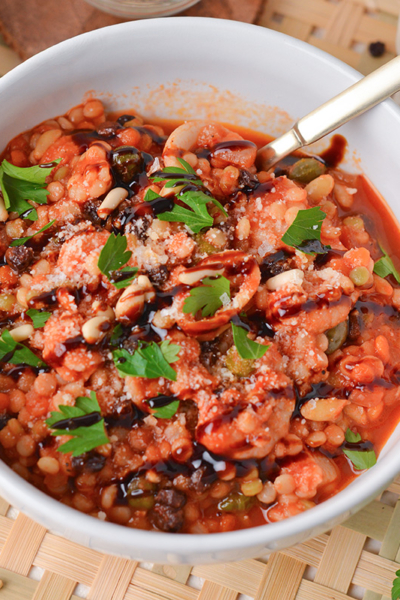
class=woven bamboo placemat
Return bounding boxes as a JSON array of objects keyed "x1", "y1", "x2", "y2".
[
  {"x1": 1, "y1": 1, "x2": 400, "y2": 598},
  {"x1": 0, "y1": 475, "x2": 399, "y2": 599}
]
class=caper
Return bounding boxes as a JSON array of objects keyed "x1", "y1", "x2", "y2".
[
  {"x1": 289, "y1": 158, "x2": 326, "y2": 184},
  {"x1": 128, "y1": 476, "x2": 156, "y2": 493},
  {"x1": 111, "y1": 146, "x2": 144, "y2": 184},
  {"x1": 128, "y1": 494, "x2": 155, "y2": 510},
  {"x1": 225, "y1": 346, "x2": 255, "y2": 377},
  {"x1": 194, "y1": 233, "x2": 218, "y2": 255},
  {"x1": 326, "y1": 320, "x2": 349, "y2": 355},
  {"x1": 349, "y1": 266, "x2": 370, "y2": 287},
  {"x1": 219, "y1": 492, "x2": 255, "y2": 512},
  {"x1": 0, "y1": 293, "x2": 16, "y2": 312}
]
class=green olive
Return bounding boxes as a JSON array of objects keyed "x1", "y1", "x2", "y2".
[
  {"x1": 225, "y1": 347, "x2": 255, "y2": 377},
  {"x1": 326, "y1": 320, "x2": 349, "y2": 355},
  {"x1": 289, "y1": 158, "x2": 326, "y2": 184},
  {"x1": 219, "y1": 492, "x2": 255, "y2": 512}
]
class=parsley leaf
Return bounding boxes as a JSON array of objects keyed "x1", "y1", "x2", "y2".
[
  {"x1": 151, "y1": 399, "x2": 180, "y2": 419},
  {"x1": 0, "y1": 329, "x2": 46, "y2": 367},
  {"x1": 342, "y1": 428, "x2": 377, "y2": 471},
  {"x1": 113, "y1": 340, "x2": 180, "y2": 381},
  {"x1": 281, "y1": 207, "x2": 328, "y2": 254},
  {"x1": 46, "y1": 391, "x2": 109, "y2": 457},
  {"x1": 151, "y1": 157, "x2": 202, "y2": 189},
  {"x1": 157, "y1": 189, "x2": 217, "y2": 233},
  {"x1": 231, "y1": 323, "x2": 269, "y2": 359},
  {"x1": 97, "y1": 233, "x2": 138, "y2": 289},
  {"x1": 150, "y1": 159, "x2": 227, "y2": 232},
  {"x1": 373, "y1": 246, "x2": 400, "y2": 283},
  {"x1": 26, "y1": 309, "x2": 51, "y2": 329},
  {"x1": 0, "y1": 159, "x2": 60, "y2": 220},
  {"x1": 391, "y1": 569, "x2": 400, "y2": 600},
  {"x1": 10, "y1": 219, "x2": 55, "y2": 247},
  {"x1": 183, "y1": 275, "x2": 231, "y2": 317}
]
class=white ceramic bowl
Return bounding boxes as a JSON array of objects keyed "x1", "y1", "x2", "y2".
[{"x1": 1, "y1": 18, "x2": 400, "y2": 565}]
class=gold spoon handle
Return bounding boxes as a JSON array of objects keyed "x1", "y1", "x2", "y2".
[{"x1": 257, "y1": 55, "x2": 400, "y2": 171}]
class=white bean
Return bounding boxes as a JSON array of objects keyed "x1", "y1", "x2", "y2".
[
  {"x1": 178, "y1": 267, "x2": 225, "y2": 286},
  {"x1": 82, "y1": 316, "x2": 110, "y2": 344},
  {"x1": 97, "y1": 187, "x2": 128, "y2": 219},
  {"x1": 266, "y1": 269, "x2": 304, "y2": 291},
  {"x1": 8, "y1": 324, "x2": 34, "y2": 342}
]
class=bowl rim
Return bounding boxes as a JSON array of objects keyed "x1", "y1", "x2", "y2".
[{"x1": 0, "y1": 16, "x2": 400, "y2": 559}]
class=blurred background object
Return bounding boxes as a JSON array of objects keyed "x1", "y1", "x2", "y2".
[
  {"x1": 0, "y1": 0, "x2": 399, "y2": 75},
  {"x1": 82, "y1": 0, "x2": 201, "y2": 18}
]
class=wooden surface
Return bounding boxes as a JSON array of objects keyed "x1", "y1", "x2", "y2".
[
  {"x1": 0, "y1": 0, "x2": 263, "y2": 61},
  {"x1": 0, "y1": 477, "x2": 398, "y2": 598}
]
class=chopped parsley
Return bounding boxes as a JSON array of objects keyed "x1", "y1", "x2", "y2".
[
  {"x1": 0, "y1": 329, "x2": 46, "y2": 368},
  {"x1": 281, "y1": 206, "x2": 329, "y2": 254},
  {"x1": 150, "y1": 158, "x2": 227, "y2": 233},
  {"x1": 0, "y1": 159, "x2": 60, "y2": 220},
  {"x1": 183, "y1": 275, "x2": 231, "y2": 317},
  {"x1": 157, "y1": 189, "x2": 227, "y2": 234},
  {"x1": 10, "y1": 219, "x2": 55, "y2": 247},
  {"x1": 146, "y1": 398, "x2": 180, "y2": 419},
  {"x1": 113, "y1": 340, "x2": 180, "y2": 381},
  {"x1": 231, "y1": 323, "x2": 269, "y2": 360},
  {"x1": 26, "y1": 309, "x2": 51, "y2": 329},
  {"x1": 97, "y1": 233, "x2": 138, "y2": 289},
  {"x1": 373, "y1": 246, "x2": 400, "y2": 283},
  {"x1": 342, "y1": 429, "x2": 377, "y2": 471},
  {"x1": 46, "y1": 391, "x2": 109, "y2": 457},
  {"x1": 392, "y1": 570, "x2": 400, "y2": 600},
  {"x1": 151, "y1": 157, "x2": 202, "y2": 189}
]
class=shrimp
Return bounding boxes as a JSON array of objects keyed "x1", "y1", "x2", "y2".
[
  {"x1": 57, "y1": 230, "x2": 110, "y2": 288},
  {"x1": 163, "y1": 121, "x2": 257, "y2": 170},
  {"x1": 43, "y1": 313, "x2": 103, "y2": 382},
  {"x1": 67, "y1": 144, "x2": 112, "y2": 203},
  {"x1": 195, "y1": 373, "x2": 295, "y2": 460},
  {"x1": 268, "y1": 453, "x2": 339, "y2": 522},
  {"x1": 173, "y1": 251, "x2": 261, "y2": 338},
  {"x1": 242, "y1": 176, "x2": 308, "y2": 256}
]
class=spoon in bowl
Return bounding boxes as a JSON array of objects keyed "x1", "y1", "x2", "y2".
[{"x1": 256, "y1": 55, "x2": 400, "y2": 171}]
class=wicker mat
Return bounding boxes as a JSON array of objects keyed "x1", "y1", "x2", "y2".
[
  {"x1": 1, "y1": 1, "x2": 400, "y2": 598},
  {"x1": 0, "y1": 475, "x2": 398, "y2": 599}
]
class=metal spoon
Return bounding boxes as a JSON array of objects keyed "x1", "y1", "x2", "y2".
[{"x1": 256, "y1": 55, "x2": 400, "y2": 171}]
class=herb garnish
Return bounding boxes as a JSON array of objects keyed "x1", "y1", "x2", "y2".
[
  {"x1": 157, "y1": 189, "x2": 227, "y2": 233},
  {"x1": 46, "y1": 391, "x2": 109, "y2": 457},
  {"x1": 342, "y1": 428, "x2": 377, "y2": 470},
  {"x1": 10, "y1": 219, "x2": 55, "y2": 247},
  {"x1": 146, "y1": 396, "x2": 180, "y2": 419},
  {"x1": 281, "y1": 207, "x2": 329, "y2": 254},
  {"x1": 97, "y1": 233, "x2": 138, "y2": 289},
  {"x1": 391, "y1": 570, "x2": 400, "y2": 600},
  {"x1": 373, "y1": 246, "x2": 400, "y2": 283},
  {"x1": 26, "y1": 309, "x2": 51, "y2": 329},
  {"x1": 0, "y1": 329, "x2": 46, "y2": 367},
  {"x1": 151, "y1": 157, "x2": 202, "y2": 188},
  {"x1": 0, "y1": 159, "x2": 60, "y2": 220},
  {"x1": 183, "y1": 275, "x2": 231, "y2": 317},
  {"x1": 231, "y1": 323, "x2": 269, "y2": 360},
  {"x1": 150, "y1": 158, "x2": 228, "y2": 233},
  {"x1": 113, "y1": 340, "x2": 180, "y2": 381}
]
